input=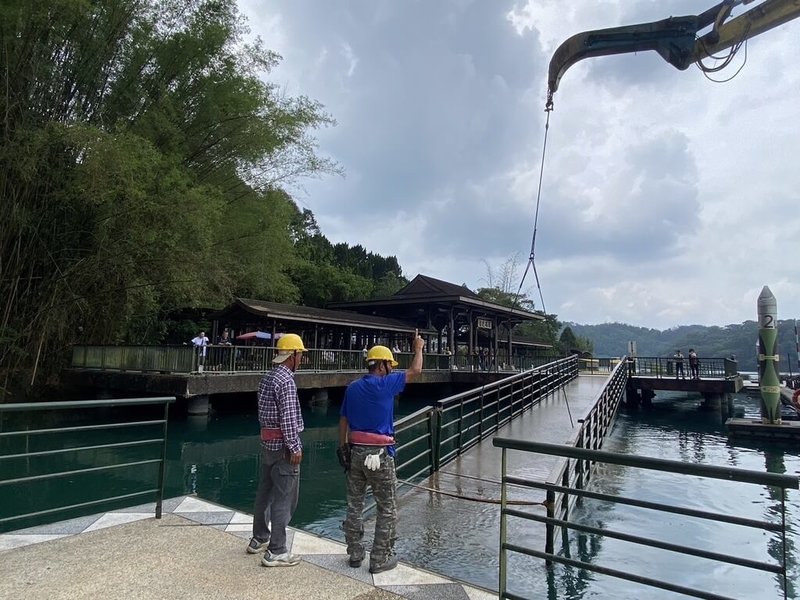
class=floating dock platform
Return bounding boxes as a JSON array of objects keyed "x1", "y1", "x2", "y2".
[{"x1": 726, "y1": 418, "x2": 800, "y2": 442}]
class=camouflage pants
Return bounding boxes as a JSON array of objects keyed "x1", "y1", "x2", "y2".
[{"x1": 342, "y1": 445, "x2": 397, "y2": 564}]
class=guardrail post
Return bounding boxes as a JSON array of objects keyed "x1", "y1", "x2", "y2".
[
  {"x1": 499, "y1": 447, "x2": 508, "y2": 598},
  {"x1": 545, "y1": 487, "x2": 555, "y2": 561},
  {"x1": 457, "y1": 400, "x2": 464, "y2": 456},
  {"x1": 156, "y1": 399, "x2": 170, "y2": 519},
  {"x1": 479, "y1": 388, "x2": 484, "y2": 439},
  {"x1": 431, "y1": 408, "x2": 441, "y2": 472},
  {"x1": 495, "y1": 387, "x2": 501, "y2": 433}
]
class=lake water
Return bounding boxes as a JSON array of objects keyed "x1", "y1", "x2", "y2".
[
  {"x1": 533, "y1": 394, "x2": 800, "y2": 600},
  {"x1": 2, "y1": 388, "x2": 798, "y2": 599}
]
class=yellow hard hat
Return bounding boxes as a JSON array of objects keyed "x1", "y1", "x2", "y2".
[
  {"x1": 366, "y1": 345, "x2": 398, "y2": 367},
  {"x1": 275, "y1": 333, "x2": 306, "y2": 353}
]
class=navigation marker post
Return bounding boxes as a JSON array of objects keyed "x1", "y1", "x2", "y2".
[{"x1": 757, "y1": 286, "x2": 781, "y2": 424}]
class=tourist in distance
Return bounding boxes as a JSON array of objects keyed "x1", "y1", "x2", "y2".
[
  {"x1": 688, "y1": 348, "x2": 700, "y2": 379},
  {"x1": 191, "y1": 331, "x2": 209, "y2": 369},
  {"x1": 338, "y1": 331, "x2": 424, "y2": 573},
  {"x1": 191, "y1": 330, "x2": 209, "y2": 349},
  {"x1": 247, "y1": 333, "x2": 306, "y2": 567},
  {"x1": 673, "y1": 349, "x2": 685, "y2": 379},
  {"x1": 216, "y1": 328, "x2": 232, "y2": 345}
]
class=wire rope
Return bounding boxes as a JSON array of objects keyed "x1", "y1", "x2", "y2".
[
  {"x1": 512, "y1": 104, "x2": 552, "y2": 317},
  {"x1": 398, "y1": 477, "x2": 547, "y2": 507}
]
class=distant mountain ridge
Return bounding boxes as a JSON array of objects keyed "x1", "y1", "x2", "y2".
[{"x1": 567, "y1": 320, "x2": 799, "y2": 372}]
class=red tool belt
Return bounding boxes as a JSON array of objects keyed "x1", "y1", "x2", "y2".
[
  {"x1": 349, "y1": 431, "x2": 395, "y2": 446},
  {"x1": 260, "y1": 428, "x2": 283, "y2": 441}
]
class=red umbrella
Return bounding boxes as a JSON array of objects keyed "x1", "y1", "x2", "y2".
[{"x1": 235, "y1": 331, "x2": 281, "y2": 341}]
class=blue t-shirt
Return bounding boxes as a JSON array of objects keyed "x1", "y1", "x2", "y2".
[{"x1": 341, "y1": 371, "x2": 406, "y2": 456}]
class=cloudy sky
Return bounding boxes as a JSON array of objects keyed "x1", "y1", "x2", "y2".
[{"x1": 239, "y1": 0, "x2": 800, "y2": 330}]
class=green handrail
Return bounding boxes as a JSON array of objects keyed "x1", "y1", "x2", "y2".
[
  {"x1": 0, "y1": 397, "x2": 175, "y2": 530},
  {"x1": 492, "y1": 438, "x2": 798, "y2": 600},
  {"x1": 393, "y1": 356, "x2": 579, "y2": 483},
  {"x1": 362, "y1": 356, "x2": 579, "y2": 516}
]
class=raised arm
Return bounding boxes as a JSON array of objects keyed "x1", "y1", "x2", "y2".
[{"x1": 404, "y1": 330, "x2": 425, "y2": 383}]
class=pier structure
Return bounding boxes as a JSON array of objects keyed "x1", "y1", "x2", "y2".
[
  {"x1": 623, "y1": 355, "x2": 742, "y2": 409},
  {"x1": 63, "y1": 274, "x2": 554, "y2": 414}
]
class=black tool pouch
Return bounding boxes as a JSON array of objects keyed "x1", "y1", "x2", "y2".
[{"x1": 336, "y1": 444, "x2": 351, "y2": 472}]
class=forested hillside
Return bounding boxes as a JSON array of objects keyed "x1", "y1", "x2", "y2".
[{"x1": 568, "y1": 321, "x2": 799, "y2": 372}]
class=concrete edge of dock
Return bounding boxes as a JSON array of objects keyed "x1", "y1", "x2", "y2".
[{"x1": 0, "y1": 495, "x2": 496, "y2": 600}]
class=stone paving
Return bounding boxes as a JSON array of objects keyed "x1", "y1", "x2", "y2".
[{"x1": 0, "y1": 496, "x2": 496, "y2": 600}]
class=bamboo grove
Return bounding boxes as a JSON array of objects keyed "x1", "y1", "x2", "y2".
[{"x1": 0, "y1": 0, "x2": 408, "y2": 399}]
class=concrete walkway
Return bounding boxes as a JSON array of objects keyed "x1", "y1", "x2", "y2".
[{"x1": 0, "y1": 496, "x2": 495, "y2": 600}]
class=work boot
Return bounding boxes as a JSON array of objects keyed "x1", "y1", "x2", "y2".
[
  {"x1": 369, "y1": 555, "x2": 398, "y2": 574},
  {"x1": 348, "y1": 553, "x2": 363, "y2": 568}
]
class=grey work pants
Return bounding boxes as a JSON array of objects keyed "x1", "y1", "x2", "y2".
[
  {"x1": 342, "y1": 445, "x2": 397, "y2": 564},
  {"x1": 252, "y1": 447, "x2": 300, "y2": 554}
]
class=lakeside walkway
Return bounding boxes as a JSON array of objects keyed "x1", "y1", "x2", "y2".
[
  {"x1": 393, "y1": 375, "x2": 610, "y2": 586},
  {"x1": 0, "y1": 496, "x2": 494, "y2": 600}
]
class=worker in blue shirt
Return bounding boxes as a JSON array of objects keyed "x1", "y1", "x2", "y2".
[{"x1": 338, "y1": 331, "x2": 424, "y2": 573}]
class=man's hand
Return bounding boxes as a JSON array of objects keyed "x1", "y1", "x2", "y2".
[
  {"x1": 406, "y1": 328, "x2": 425, "y2": 381},
  {"x1": 413, "y1": 329, "x2": 425, "y2": 352},
  {"x1": 336, "y1": 444, "x2": 351, "y2": 472},
  {"x1": 288, "y1": 450, "x2": 303, "y2": 465}
]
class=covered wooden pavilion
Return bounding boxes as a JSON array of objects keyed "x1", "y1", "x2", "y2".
[
  {"x1": 209, "y1": 298, "x2": 429, "y2": 351},
  {"x1": 330, "y1": 274, "x2": 547, "y2": 365}
]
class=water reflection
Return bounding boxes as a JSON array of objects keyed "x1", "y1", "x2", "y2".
[
  {"x1": 578, "y1": 393, "x2": 800, "y2": 600},
  {"x1": 3, "y1": 389, "x2": 798, "y2": 599}
]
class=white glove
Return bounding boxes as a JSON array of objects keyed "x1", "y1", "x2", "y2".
[{"x1": 364, "y1": 449, "x2": 383, "y2": 471}]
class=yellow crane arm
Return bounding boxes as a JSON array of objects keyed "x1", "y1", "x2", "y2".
[
  {"x1": 547, "y1": 0, "x2": 800, "y2": 106},
  {"x1": 694, "y1": 0, "x2": 800, "y2": 61}
]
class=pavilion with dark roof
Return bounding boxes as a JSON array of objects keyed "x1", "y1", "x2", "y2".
[
  {"x1": 329, "y1": 274, "x2": 547, "y2": 363},
  {"x1": 210, "y1": 274, "x2": 549, "y2": 366},
  {"x1": 209, "y1": 298, "x2": 428, "y2": 352}
]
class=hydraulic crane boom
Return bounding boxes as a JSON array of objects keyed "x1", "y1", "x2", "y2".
[{"x1": 547, "y1": 0, "x2": 800, "y2": 107}]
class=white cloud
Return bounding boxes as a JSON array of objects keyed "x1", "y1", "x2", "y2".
[{"x1": 240, "y1": 0, "x2": 800, "y2": 329}]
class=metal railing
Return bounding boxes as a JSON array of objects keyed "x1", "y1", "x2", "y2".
[
  {"x1": 578, "y1": 357, "x2": 623, "y2": 373},
  {"x1": 392, "y1": 356, "x2": 579, "y2": 480},
  {"x1": 435, "y1": 356, "x2": 578, "y2": 470},
  {"x1": 71, "y1": 345, "x2": 197, "y2": 372},
  {"x1": 448, "y1": 352, "x2": 563, "y2": 372},
  {"x1": 71, "y1": 345, "x2": 495, "y2": 374},
  {"x1": 492, "y1": 438, "x2": 799, "y2": 600},
  {"x1": 544, "y1": 358, "x2": 629, "y2": 552},
  {"x1": 71, "y1": 344, "x2": 564, "y2": 375},
  {"x1": 626, "y1": 356, "x2": 738, "y2": 379},
  {"x1": 0, "y1": 397, "x2": 175, "y2": 532},
  {"x1": 394, "y1": 406, "x2": 440, "y2": 482}
]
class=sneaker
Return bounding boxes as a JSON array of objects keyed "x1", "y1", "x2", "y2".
[
  {"x1": 261, "y1": 551, "x2": 301, "y2": 567},
  {"x1": 348, "y1": 555, "x2": 363, "y2": 568},
  {"x1": 369, "y1": 555, "x2": 398, "y2": 574},
  {"x1": 246, "y1": 537, "x2": 269, "y2": 554}
]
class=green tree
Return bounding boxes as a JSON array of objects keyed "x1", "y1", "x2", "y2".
[
  {"x1": 0, "y1": 0, "x2": 337, "y2": 398},
  {"x1": 286, "y1": 202, "x2": 407, "y2": 303},
  {"x1": 476, "y1": 254, "x2": 558, "y2": 346}
]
